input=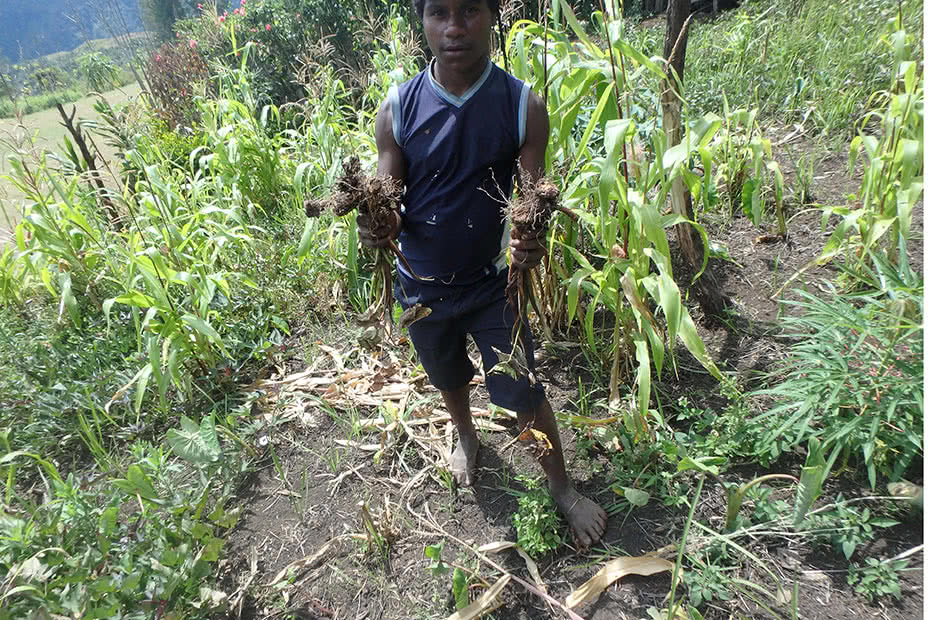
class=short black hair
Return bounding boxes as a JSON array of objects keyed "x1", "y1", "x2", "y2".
[{"x1": 413, "y1": 0, "x2": 501, "y2": 20}]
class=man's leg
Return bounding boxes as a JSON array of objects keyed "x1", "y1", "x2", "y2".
[
  {"x1": 517, "y1": 396, "x2": 607, "y2": 549},
  {"x1": 441, "y1": 384, "x2": 480, "y2": 486}
]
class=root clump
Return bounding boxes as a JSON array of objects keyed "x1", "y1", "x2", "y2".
[
  {"x1": 304, "y1": 156, "x2": 403, "y2": 222},
  {"x1": 303, "y1": 156, "x2": 414, "y2": 342}
]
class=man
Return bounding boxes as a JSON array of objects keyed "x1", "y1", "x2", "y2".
[{"x1": 359, "y1": 0, "x2": 606, "y2": 549}]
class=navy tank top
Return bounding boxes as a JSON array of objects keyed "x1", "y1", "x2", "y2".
[{"x1": 389, "y1": 59, "x2": 531, "y2": 283}]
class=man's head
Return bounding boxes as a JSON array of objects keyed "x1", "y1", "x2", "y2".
[
  {"x1": 413, "y1": 0, "x2": 500, "y2": 20},
  {"x1": 417, "y1": 0, "x2": 496, "y2": 76}
]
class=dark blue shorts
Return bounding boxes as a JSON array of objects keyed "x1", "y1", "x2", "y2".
[{"x1": 394, "y1": 269, "x2": 545, "y2": 413}]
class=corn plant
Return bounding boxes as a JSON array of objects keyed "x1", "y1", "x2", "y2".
[
  {"x1": 4, "y1": 152, "x2": 112, "y2": 326},
  {"x1": 820, "y1": 19, "x2": 922, "y2": 269},
  {"x1": 506, "y1": 1, "x2": 721, "y2": 433},
  {"x1": 294, "y1": 12, "x2": 422, "y2": 314}
]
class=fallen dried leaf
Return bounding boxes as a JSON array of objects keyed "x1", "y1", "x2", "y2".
[
  {"x1": 446, "y1": 573, "x2": 510, "y2": 620},
  {"x1": 478, "y1": 541, "x2": 546, "y2": 592},
  {"x1": 518, "y1": 427, "x2": 553, "y2": 458},
  {"x1": 566, "y1": 554, "x2": 674, "y2": 609},
  {"x1": 263, "y1": 536, "x2": 349, "y2": 587}
]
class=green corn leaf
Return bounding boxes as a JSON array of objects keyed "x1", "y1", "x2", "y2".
[
  {"x1": 452, "y1": 567, "x2": 468, "y2": 610},
  {"x1": 58, "y1": 270, "x2": 80, "y2": 327},
  {"x1": 793, "y1": 438, "x2": 828, "y2": 528},
  {"x1": 566, "y1": 267, "x2": 593, "y2": 325},
  {"x1": 133, "y1": 363, "x2": 153, "y2": 416},
  {"x1": 114, "y1": 291, "x2": 158, "y2": 308},
  {"x1": 633, "y1": 332, "x2": 650, "y2": 421},
  {"x1": 559, "y1": 0, "x2": 601, "y2": 59},
  {"x1": 182, "y1": 313, "x2": 228, "y2": 357},
  {"x1": 297, "y1": 216, "x2": 315, "y2": 258}
]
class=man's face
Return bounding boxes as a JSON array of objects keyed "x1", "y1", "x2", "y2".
[{"x1": 422, "y1": 0, "x2": 493, "y2": 72}]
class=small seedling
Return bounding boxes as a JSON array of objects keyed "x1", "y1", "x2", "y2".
[
  {"x1": 512, "y1": 476, "x2": 563, "y2": 558},
  {"x1": 847, "y1": 557, "x2": 909, "y2": 602}
]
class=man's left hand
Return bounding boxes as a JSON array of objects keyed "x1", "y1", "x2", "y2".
[{"x1": 510, "y1": 233, "x2": 546, "y2": 270}]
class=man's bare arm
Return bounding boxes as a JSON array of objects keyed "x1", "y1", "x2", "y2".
[
  {"x1": 375, "y1": 98, "x2": 407, "y2": 181},
  {"x1": 511, "y1": 91, "x2": 550, "y2": 269},
  {"x1": 517, "y1": 91, "x2": 549, "y2": 184}
]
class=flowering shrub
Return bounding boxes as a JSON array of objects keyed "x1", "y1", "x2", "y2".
[
  {"x1": 146, "y1": 40, "x2": 209, "y2": 129},
  {"x1": 176, "y1": 0, "x2": 395, "y2": 105}
]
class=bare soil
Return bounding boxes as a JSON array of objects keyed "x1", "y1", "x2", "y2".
[{"x1": 218, "y1": 130, "x2": 923, "y2": 620}]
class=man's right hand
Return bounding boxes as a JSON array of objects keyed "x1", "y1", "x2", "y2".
[{"x1": 357, "y1": 210, "x2": 401, "y2": 248}]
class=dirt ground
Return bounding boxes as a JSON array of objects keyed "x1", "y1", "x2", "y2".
[{"x1": 217, "y1": 128, "x2": 923, "y2": 619}]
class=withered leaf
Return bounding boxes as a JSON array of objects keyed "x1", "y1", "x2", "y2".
[
  {"x1": 566, "y1": 554, "x2": 674, "y2": 609},
  {"x1": 398, "y1": 303, "x2": 432, "y2": 330}
]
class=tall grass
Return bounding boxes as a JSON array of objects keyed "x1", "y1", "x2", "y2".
[{"x1": 681, "y1": 0, "x2": 922, "y2": 135}]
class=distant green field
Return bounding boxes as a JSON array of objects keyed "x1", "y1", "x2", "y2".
[{"x1": 0, "y1": 82, "x2": 141, "y2": 245}]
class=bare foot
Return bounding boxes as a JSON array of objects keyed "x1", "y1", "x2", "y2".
[
  {"x1": 552, "y1": 486, "x2": 607, "y2": 550},
  {"x1": 450, "y1": 434, "x2": 479, "y2": 486}
]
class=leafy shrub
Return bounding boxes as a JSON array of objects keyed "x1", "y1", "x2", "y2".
[
  {"x1": 30, "y1": 65, "x2": 69, "y2": 94},
  {"x1": 137, "y1": 116, "x2": 206, "y2": 170},
  {"x1": 848, "y1": 557, "x2": 910, "y2": 602},
  {"x1": 78, "y1": 52, "x2": 121, "y2": 92},
  {"x1": 0, "y1": 87, "x2": 84, "y2": 118},
  {"x1": 146, "y1": 40, "x2": 209, "y2": 128},
  {"x1": 806, "y1": 497, "x2": 898, "y2": 560},
  {"x1": 0, "y1": 437, "x2": 240, "y2": 618},
  {"x1": 176, "y1": 0, "x2": 396, "y2": 105},
  {"x1": 748, "y1": 255, "x2": 923, "y2": 487}
]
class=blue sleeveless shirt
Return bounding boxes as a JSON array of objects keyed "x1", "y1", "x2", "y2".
[{"x1": 389, "y1": 59, "x2": 531, "y2": 284}]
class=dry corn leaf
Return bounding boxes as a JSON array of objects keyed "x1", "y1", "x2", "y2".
[
  {"x1": 446, "y1": 573, "x2": 511, "y2": 620},
  {"x1": 398, "y1": 303, "x2": 432, "y2": 330},
  {"x1": 566, "y1": 554, "x2": 674, "y2": 609},
  {"x1": 477, "y1": 541, "x2": 546, "y2": 592},
  {"x1": 263, "y1": 536, "x2": 349, "y2": 587}
]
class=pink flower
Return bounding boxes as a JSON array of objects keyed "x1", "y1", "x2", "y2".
[
  {"x1": 197, "y1": 3, "x2": 202, "y2": 8},
  {"x1": 265, "y1": 23, "x2": 271, "y2": 31},
  {"x1": 189, "y1": 39, "x2": 197, "y2": 48},
  {"x1": 219, "y1": 15, "x2": 225, "y2": 22},
  {"x1": 241, "y1": 0, "x2": 247, "y2": 5},
  {"x1": 233, "y1": 8, "x2": 240, "y2": 14},
  {"x1": 155, "y1": 54, "x2": 162, "y2": 62}
]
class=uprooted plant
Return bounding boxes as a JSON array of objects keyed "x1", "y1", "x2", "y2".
[
  {"x1": 491, "y1": 168, "x2": 560, "y2": 383},
  {"x1": 305, "y1": 156, "x2": 428, "y2": 337}
]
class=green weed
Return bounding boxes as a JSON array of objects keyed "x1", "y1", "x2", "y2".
[
  {"x1": 750, "y1": 261, "x2": 922, "y2": 488},
  {"x1": 511, "y1": 475, "x2": 563, "y2": 558},
  {"x1": 847, "y1": 557, "x2": 909, "y2": 602}
]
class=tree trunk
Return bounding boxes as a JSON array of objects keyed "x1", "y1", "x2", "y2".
[
  {"x1": 661, "y1": 0, "x2": 728, "y2": 316},
  {"x1": 662, "y1": 1, "x2": 698, "y2": 268},
  {"x1": 56, "y1": 103, "x2": 120, "y2": 228}
]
